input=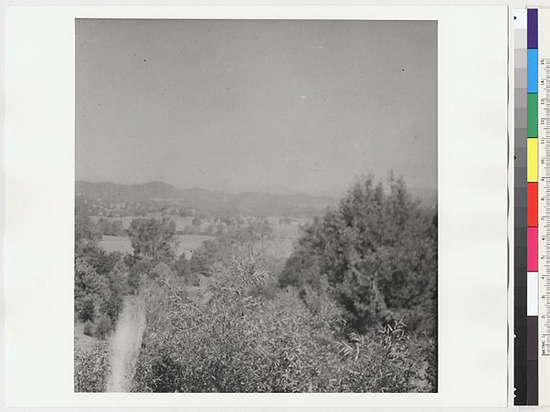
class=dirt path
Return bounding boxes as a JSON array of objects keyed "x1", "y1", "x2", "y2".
[{"x1": 107, "y1": 295, "x2": 146, "y2": 392}]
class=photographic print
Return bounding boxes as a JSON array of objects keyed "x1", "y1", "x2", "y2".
[{"x1": 74, "y1": 18, "x2": 437, "y2": 393}]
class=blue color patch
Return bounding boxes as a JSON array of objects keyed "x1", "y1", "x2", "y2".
[{"x1": 527, "y1": 49, "x2": 538, "y2": 93}]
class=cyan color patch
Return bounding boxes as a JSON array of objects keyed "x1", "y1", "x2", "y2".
[{"x1": 527, "y1": 49, "x2": 538, "y2": 93}]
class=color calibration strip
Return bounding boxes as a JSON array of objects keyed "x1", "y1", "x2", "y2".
[
  {"x1": 515, "y1": 8, "x2": 550, "y2": 405},
  {"x1": 538, "y1": 9, "x2": 550, "y2": 406},
  {"x1": 527, "y1": 7, "x2": 538, "y2": 406},
  {"x1": 514, "y1": 9, "x2": 529, "y2": 405}
]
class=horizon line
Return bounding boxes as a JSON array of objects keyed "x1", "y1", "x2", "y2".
[
  {"x1": 75, "y1": 178, "x2": 438, "y2": 197},
  {"x1": 75, "y1": 179, "x2": 349, "y2": 198}
]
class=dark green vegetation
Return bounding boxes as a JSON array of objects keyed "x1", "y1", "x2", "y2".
[
  {"x1": 74, "y1": 175, "x2": 437, "y2": 393},
  {"x1": 280, "y1": 175, "x2": 437, "y2": 334}
]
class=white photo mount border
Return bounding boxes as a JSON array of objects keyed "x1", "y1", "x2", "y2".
[{"x1": 4, "y1": 4, "x2": 508, "y2": 408}]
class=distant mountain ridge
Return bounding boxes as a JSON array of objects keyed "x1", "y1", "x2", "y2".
[
  {"x1": 76, "y1": 181, "x2": 340, "y2": 216},
  {"x1": 76, "y1": 181, "x2": 437, "y2": 216}
]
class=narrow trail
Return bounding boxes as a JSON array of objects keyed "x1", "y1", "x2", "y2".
[{"x1": 107, "y1": 295, "x2": 146, "y2": 392}]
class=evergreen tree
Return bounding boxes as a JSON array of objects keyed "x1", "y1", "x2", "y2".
[{"x1": 280, "y1": 174, "x2": 437, "y2": 334}]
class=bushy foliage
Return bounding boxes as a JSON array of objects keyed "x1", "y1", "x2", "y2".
[
  {"x1": 104, "y1": 260, "x2": 130, "y2": 319},
  {"x1": 131, "y1": 242, "x2": 432, "y2": 393},
  {"x1": 74, "y1": 250, "x2": 127, "y2": 325},
  {"x1": 75, "y1": 211, "x2": 101, "y2": 243},
  {"x1": 75, "y1": 209, "x2": 130, "y2": 332},
  {"x1": 124, "y1": 254, "x2": 155, "y2": 293},
  {"x1": 189, "y1": 220, "x2": 273, "y2": 277},
  {"x1": 74, "y1": 178, "x2": 437, "y2": 393},
  {"x1": 95, "y1": 315, "x2": 113, "y2": 340},
  {"x1": 74, "y1": 258, "x2": 110, "y2": 322},
  {"x1": 280, "y1": 175, "x2": 437, "y2": 335},
  {"x1": 128, "y1": 217, "x2": 177, "y2": 261},
  {"x1": 96, "y1": 218, "x2": 126, "y2": 236},
  {"x1": 74, "y1": 340, "x2": 111, "y2": 392},
  {"x1": 75, "y1": 241, "x2": 121, "y2": 277},
  {"x1": 83, "y1": 321, "x2": 94, "y2": 337},
  {"x1": 174, "y1": 252, "x2": 200, "y2": 285},
  {"x1": 334, "y1": 320, "x2": 431, "y2": 392}
]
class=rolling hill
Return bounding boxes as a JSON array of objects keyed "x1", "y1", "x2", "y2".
[{"x1": 76, "y1": 181, "x2": 340, "y2": 217}]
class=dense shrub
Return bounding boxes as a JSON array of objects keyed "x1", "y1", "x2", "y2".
[
  {"x1": 74, "y1": 258, "x2": 110, "y2": 322},
  {"x1": 75, "y1": 211, "x2": 101, "y2": 243},
  {"x1": 280, "y1": 175, "x2": 437, "y2": 335},
  {"x1": 128, "y1": 217, "x2": 177, "y2": 262},
  {"x1": 83, "y1": 321, "x2": 94, "y2": 337},
  {"x1": 74, "y1": 253, "x2": 126, "y2": 326},
  {"x1": 74, "y1": 340, "x2": 111, "y2": 392},
  {"x1": 96, "y1": 218, "x2": 125, "y2": 236},
  {"x1": 189, "y1": 220, "x2": 273, "y2": 277},
  {"x1": 95, "y1": 315, "x2": 113, "y2": 340},
  {"x1": 131, "y1": 245, "x2": 432, "y2": 392},
  {"x1": 174, "y1": 252, "x2": 194, "y2": 282}
]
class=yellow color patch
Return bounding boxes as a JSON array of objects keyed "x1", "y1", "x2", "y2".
[{"x1": 528, "y1": 138, "x2": 538, "y2": 182}]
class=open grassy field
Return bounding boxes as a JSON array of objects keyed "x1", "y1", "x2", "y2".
[{"x1": 100, "y1": 235, "x2": 133, "y2": 254}]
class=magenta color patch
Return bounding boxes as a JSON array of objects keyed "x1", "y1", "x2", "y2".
[{"x1": 527, "y1": 227, "x2": 538, "y2": 271}]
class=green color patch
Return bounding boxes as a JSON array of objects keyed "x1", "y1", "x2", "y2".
[{"x1": 528, "y1": 93, "x2": 538, "y2": 138}]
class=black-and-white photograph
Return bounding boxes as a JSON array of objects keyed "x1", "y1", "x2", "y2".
[{"x1": 74, "y1": 19, "x2": 437, "y2": 393}]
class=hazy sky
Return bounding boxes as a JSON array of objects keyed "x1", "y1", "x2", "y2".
[{"x1": 76, "y1": 19, "x2": 436, "y2": 196}]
